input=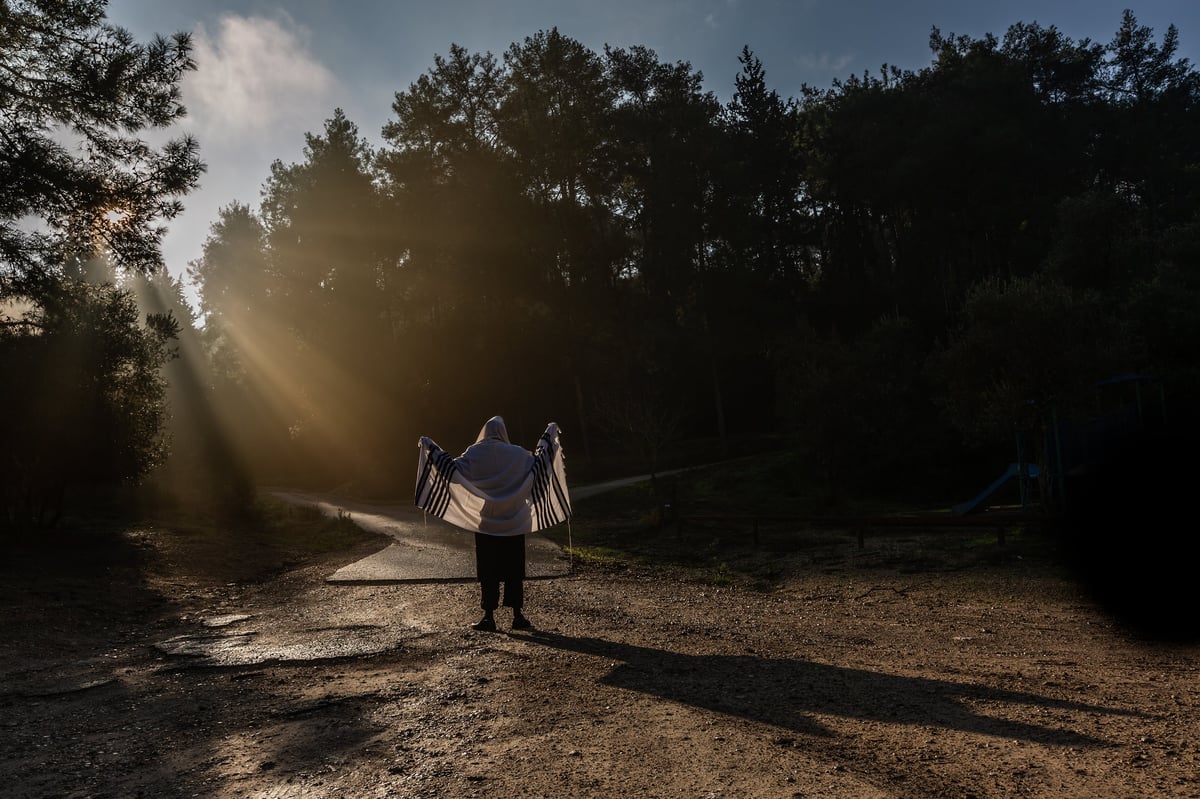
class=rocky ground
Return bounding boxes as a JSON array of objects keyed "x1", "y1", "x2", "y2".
[{"x1": 1, "y1": 512, "x2": 1198, "y2": 799}]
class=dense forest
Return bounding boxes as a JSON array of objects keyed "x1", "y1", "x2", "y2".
[{"x1": 3, "y1": 4, "x2": 1198, "y2": 526}]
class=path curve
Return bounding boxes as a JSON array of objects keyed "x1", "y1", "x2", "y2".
[{"x1": 265, "y1": 489, "x2": 571, "y2": 583}]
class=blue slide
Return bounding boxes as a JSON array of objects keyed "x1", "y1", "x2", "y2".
[{"x1": 953, "y1": 463, "x2": 1039, "y2": 515}]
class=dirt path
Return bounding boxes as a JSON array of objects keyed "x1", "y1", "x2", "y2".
[{"x1": 1, "y1": 521, "x2": 1198, "y2": 798}]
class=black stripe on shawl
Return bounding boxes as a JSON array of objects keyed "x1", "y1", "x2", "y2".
[
  {"x1": 415, "y1": 441, "x2": 440, "y2": 508},
  {"x1": 415, "y1": 442, "x2": 437, "y2": 505},
  {"x1": 541, "y1": 432, "x2": 571, "y2": 518},
  {"x1": 548, "y1": 461, "x2": 571, "y2": 519},
  {"x1": 531, "y1": 433, "x2": 569, "y2": 529},
  {"x1": 417, "y1": 443, "x2": 458, "y2": 519},
  {"x1": 429, "y1": 450, "x2": 457, "y2": 517},
  {"x1": 530, "y1": 446, "x2": 544, "y2": 522},
  {"x1": 531, "y1": 457, "x2": 547, "y2": 529}
]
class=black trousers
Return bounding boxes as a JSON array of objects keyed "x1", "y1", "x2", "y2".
[{"x1": 475, "y1": 533, "x2": 526, "y2": 610}]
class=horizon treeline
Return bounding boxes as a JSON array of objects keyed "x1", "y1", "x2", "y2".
[
  {"x1": 4, "y1": 6, "x2": 1199, "y2": 525},
  {"x1": 185, "y1": 12, "x2": 1200, "y2": 500},
  {"x1": 181, "y1": 11, "x2": 1198, "y2": 499}
]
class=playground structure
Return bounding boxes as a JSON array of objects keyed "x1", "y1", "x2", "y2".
[
  {"x1": 951, "y1": 462, "x2": 1039, "y2": 515},
  {"x1": 954, "y1": 374, "x2": 1167, "y2": 517}
]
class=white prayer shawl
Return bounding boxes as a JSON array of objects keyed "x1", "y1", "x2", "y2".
[{"x1": 415, "y1": 417, "x2": 571, "y2": 536}]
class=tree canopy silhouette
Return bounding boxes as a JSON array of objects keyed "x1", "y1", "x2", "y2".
[
  {"x1": 151, "y1": 12, "x2": 1200, "y2": 502},
  {"x1": 1, "y1": 0, "x2": 203, "y2": 528}
]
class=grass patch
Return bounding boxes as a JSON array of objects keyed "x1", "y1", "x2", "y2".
[
  {"x1": 251, "y1": 498, "x2": 376, "y2": 556},
  {"x1": 547, "y1": 453, "x2": 1061, "y2": 589},
  {"x1": 138, "y1": 494, "x2": 388, "y2": 585},
  {"x1": 149, "y1": 495, "x2": 376, "y2": 553},
  {"x1": 565, "y1": 545, "x2": 631, "y2": 569}
]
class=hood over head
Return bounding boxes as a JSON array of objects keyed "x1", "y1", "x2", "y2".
[{"x1": 476, "y1": 415, "x2": 511, "y2": 444}]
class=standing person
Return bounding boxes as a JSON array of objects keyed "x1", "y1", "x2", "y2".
[
  {"x1": 473, "y1": 530, "x2": 528, "y2": 631},
  {"x1": 415, "y1": 416, "x2": 571, "y2": 631}
]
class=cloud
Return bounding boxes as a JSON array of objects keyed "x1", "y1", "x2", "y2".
[
  {"x1": 795, "y1": 51, "x2": 856, "y2": 73},
  {"x1": 160, "y1": 14, "x2": 341, "y2": 297},
  {"x1": 183, "y1": 13, "x2": 339, "y2": 140}
]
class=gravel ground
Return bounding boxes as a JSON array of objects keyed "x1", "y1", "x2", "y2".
[{"x1": 1, "y1": 518, "x2": 1198, "y2": 799}]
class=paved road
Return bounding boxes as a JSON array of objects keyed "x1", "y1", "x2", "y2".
[{"x1": 267, "y1": 489, "x2": 574, "y2": 584}]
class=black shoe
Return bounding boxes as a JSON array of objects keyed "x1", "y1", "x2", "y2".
[
  {"x1": 512, "y1": 612, "x2": 532, "y2": 630},
  {"x1": 471, "y1": 616, "x2": 497, "y2": 631}
]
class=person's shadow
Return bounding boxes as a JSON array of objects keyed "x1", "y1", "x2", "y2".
[{"x1": 513, "y1": 630, "x2": 1146, "y2": 745}]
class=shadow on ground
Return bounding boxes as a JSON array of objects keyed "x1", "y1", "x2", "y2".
[{"x1": 514, "y1": 630, "x2": 1145, "y2": 746}]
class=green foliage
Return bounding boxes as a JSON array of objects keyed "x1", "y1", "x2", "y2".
[
  {"x1": 775, "y1": 315, "x2": 945, "y2": 494},
  {"x1": 1, "y1": 273, "x2": 177, "y2": 528},
  {"x1": 927, "y1": 273, "x2": 1130, "y2": 448},
  {"x1": 1122, "y1": 261, "x2": 1200, "y2": 408},
  {"x1": 185, "y1": 202, "x2": 269, "y2": 335},
  {"x1": 0, "y1": 0, "x2": 203, "y2": 283},
  {"x1": 0, "y1": 1, "x2": 202, "y2": 528},
  {"x1": 180, "y1": 10, "x2": 1199, "y2": 499}
]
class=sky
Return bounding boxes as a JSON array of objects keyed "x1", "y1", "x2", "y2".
[{"x1": 101, "y1": 0, "x2": 1200, "y2": 309}]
